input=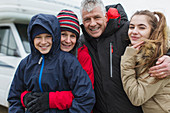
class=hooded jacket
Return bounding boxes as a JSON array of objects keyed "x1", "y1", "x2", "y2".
[
  {"x1": 7, "y1": 14, "x2": 95, "y2": 113},
  {"x1": 79, "y1": 4, "x2": 143, "y2": 113}
]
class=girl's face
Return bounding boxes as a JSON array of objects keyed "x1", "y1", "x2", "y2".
[
  {"x1": 60, "y1": 31, "x2": 77, "y2": 52},
  {"x1": 34, "y1": 33, "x2": 52, "y2": 54},
  {"x1": 128, "y1": 15, "x2": 152, "y2": 45}
]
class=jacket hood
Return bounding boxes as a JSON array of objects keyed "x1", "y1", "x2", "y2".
[
  {"x1": 81, "y1": 3, "x2": 128, "y2": 39},
  {"x1": 104, "y1": 3, "x2": 128, "y2": 36},
  {"x1": 27, "y1": 14, "x2": 61, "y2": 56}
]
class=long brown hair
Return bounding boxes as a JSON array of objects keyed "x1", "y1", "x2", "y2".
[{"x1": 130, "y1": 10, "x2": 169, "y2": 75}]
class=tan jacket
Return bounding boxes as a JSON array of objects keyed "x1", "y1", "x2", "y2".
[{"x1": 121, "y1": 47, "x2": 170, "y2": 113}]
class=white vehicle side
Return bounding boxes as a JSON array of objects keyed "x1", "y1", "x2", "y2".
[{"x1": 0, "y1": 22, "x2": 29, "y2": 107}]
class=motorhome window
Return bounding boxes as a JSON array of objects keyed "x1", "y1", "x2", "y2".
[
  {"x1": 15, "y1": 24, "x2": 30, "y2": 53},
  {"x1": 0, "y1": 26, "x2": 19, "y2": 57}
]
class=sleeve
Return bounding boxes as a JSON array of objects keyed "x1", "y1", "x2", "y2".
[
  {"x1": 64, "y1": 56, "x2": 95, "y2": 113},
  {"x1": 7, "y1": 59, "x2": 27, "y2": 113},
  {"x1": 20, "y1": 90, "x2": 74, "y2": 110},
  {"x1": 20, "y1": 91, "x2": 31, "y2": 108},
  {"x1": 77, "y1": 45, "x2": 94, "y2": 89},
  {"x1": 121, "y1": 47, "x2": 168, "y2": 106},
  {"x1": 49, "y1": 91, "x2": 74, "y2": 110}
]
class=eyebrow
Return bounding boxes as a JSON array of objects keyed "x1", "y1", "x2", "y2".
[
  {"x1": 138, "y1": 24, "x2": 147, "y2": 27},
  {"x1": 130, "y1": 23, "x2": 147, "y2": 27}
]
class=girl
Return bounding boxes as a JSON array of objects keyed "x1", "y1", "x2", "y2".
[{"x1": 121, "y1": 10, "x2": 170, "y2": 113}]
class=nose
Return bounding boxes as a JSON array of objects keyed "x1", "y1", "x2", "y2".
[
  {"x1": 65, "y1": 36, "x2": 71, "y2": 43},
  {"x1": 90, "y1": 18, "x2": 97, "y2": 27},
  {"x1": 41, "y1": 37, "x2": 47, "y2": 44},
  {"x1": 132, "y1": 28, "x2": 138, "y2": 34}
]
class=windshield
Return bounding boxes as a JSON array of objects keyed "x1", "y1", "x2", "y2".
[{"x1": 15, "y1": 23, "x2": 31, "y2": 53}]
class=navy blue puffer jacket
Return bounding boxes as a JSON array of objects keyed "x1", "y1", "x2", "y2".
[{"x1": 7, "y1": 14, "x2": 95, "y2": 113}]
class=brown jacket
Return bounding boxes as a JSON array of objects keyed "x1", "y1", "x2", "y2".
[{"x1": 121, "y1": 47, "x2": 170, "y2": 113}]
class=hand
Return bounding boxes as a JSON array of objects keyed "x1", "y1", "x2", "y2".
[
  {"x1": 149, "y1": 55, "x2": 170, "y2": 78},
  {"x1": 132, "y1": 41, "x2": 144, "y2": 50},
  {"x1": 23, "y1": 92, "x2": 37, "y2": 108},
  {"x1": 27, "y1": 92, "x2": 49, "y2": 113}
]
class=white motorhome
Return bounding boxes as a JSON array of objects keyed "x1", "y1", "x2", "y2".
[{"x1": 0, "y1": 0, "x2": 80, "y2": 107}]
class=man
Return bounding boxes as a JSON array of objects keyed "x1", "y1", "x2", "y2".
[{"x1": 79, "y1": 0, "x2": 170, "y2": 113}]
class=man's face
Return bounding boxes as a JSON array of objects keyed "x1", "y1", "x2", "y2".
[{"x1": 82, "y1": 6, "x2": 107, "y2": 38}]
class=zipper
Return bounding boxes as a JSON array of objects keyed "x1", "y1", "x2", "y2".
[
  {"x1": 38, "y1": 55, "x2": 44, "y2": 92},
  {"x1": 110, "y1": 43, "x2": 113, "y2": 77},
  {"x1": 38, "y1": 56, "x2": 43, "y2": 64}
]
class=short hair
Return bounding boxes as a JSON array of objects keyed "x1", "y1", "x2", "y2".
[{"x1": 80, "y1": 0, "x2": 106, "y2": 17}]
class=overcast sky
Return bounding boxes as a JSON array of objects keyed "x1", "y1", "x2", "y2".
[{"x1": 67, "y1": 0, "x2": 170, "y2": 27}]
